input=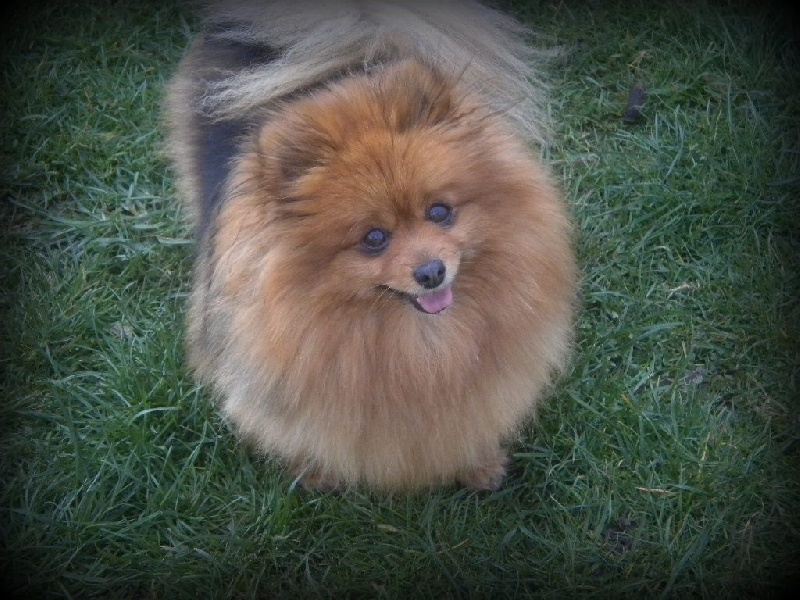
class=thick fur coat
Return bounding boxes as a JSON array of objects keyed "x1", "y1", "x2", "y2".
[{"x1": 165, "y1": 0, "x2": 577, "y2": 491}]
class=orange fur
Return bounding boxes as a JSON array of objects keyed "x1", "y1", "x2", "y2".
[{"x1": 167, "y1": 3, "x2": 577, "y2": 492}]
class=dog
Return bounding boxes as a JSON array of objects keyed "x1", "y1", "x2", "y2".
[{"x1": 164, "y1": 0, "x2": 577, "y2": 492}]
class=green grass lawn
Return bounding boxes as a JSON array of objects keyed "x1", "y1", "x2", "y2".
[{"x1": 1, "y1": 0, "x2": 798, "y2": 597}]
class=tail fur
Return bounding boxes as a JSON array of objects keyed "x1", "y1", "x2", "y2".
[{"x1": 193, "y1": 0, "x2": 552, "y2": 146}]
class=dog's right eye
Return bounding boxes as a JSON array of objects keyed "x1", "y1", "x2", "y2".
[{"x1": 360, "y1": 228, "x2": 390, "y2": 254}]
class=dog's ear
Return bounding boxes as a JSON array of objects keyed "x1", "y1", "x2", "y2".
[
  {"x1": 255, "y1": 108, "x2": 340, "y2": 196},
  {"x1": 273, "y1": 127, "x2": 333, "y2": 184},
  {"x1": 379, "y1": 60, "x2": 458, "y2": 132}
]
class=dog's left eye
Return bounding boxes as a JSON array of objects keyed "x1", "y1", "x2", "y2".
[{"x1": 427, "y1": 202, "x2": 454, "y2": 227}]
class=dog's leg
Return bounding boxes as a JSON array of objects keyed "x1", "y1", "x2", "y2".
[{"x1": 457, "y1": 449, "x2": 510, "y2": 491}]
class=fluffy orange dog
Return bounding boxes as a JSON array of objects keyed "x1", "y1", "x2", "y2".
[{"x1": 165, "y1": 0, "x2": 577, "y2": 491}]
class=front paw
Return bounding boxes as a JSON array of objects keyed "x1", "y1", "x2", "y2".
[
  {"x1": 292, "y1": 466, "x2": 344, "y2": 493},
  {"x1": 457, "y1": 453, "x2": 510, "y2": 491}
]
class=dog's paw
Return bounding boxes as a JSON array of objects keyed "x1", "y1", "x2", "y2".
[
  {"x1": 457, "y1": 452, "x2": 510, "y2": 492},
  {"x1": 294, "y1": 467, "x2": 344, "y2": 493}
]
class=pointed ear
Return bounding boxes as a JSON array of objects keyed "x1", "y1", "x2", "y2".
[
  {"x1": 255, "y1": 110, "x2": 339, "y2": 193},
  {"x1": 379, "y1": 60, "x2": 458, "y2": 131},
  {"x1": 273, "y1": 129, "x2": 331, "y2": 183}
]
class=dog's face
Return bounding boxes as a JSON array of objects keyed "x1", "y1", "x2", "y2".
[
  {"x1": 246, "y1": 60, "x2": 522, "y2": 315},
  {"x1": 279, "y1": 127, "x2": 476, "y2": 315}
]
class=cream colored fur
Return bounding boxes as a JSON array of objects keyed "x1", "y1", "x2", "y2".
[{"x1": 198, "y1": 0, "x2": 552, "y2": 146}]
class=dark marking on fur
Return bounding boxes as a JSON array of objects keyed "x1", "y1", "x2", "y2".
[
  {"x1": 193, "y1": 115, "x2": 251, "y2": 241},
  {"x1": 187, "y1": 29, "x2": 281, "y2": 240},
  {"x1": 199, "y1": 24, "x2": 281, "y2": 72}
]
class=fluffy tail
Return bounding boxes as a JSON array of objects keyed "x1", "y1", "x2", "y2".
[{"x1": 197, "y1": 0, "x2": 553, "y2": 146}]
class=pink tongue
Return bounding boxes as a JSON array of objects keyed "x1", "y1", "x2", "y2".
[{"x1": 415, "y1": 287, "x2": 453, "y2": 314}]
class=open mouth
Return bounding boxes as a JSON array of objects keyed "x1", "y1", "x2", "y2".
[
  {"x1": 377, "y1": 285, "x2": 454, "y2": 314},
  {"x1": 412, "y1": 286, "x2": 453, "y2": 314}
]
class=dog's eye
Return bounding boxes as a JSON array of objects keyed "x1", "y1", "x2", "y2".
[
  {"x1": 361, "y1": 228, "x2": 390, "y2": 254},
  {"x1": 427, "y1": 202, "x2": 454, "y2": 227}
]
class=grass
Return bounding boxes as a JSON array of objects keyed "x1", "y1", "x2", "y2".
[{"x1": 1, "y1": 0, "x2": 798, "y2": 597}]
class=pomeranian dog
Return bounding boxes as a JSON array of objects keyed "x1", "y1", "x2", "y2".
[{"x1": 165, "y1": 0, "x2": 577, "y2": 492}]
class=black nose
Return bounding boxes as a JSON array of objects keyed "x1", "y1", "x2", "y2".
[{"x1": 413, "y1": 259, "x2": 446, "y2": 289}]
